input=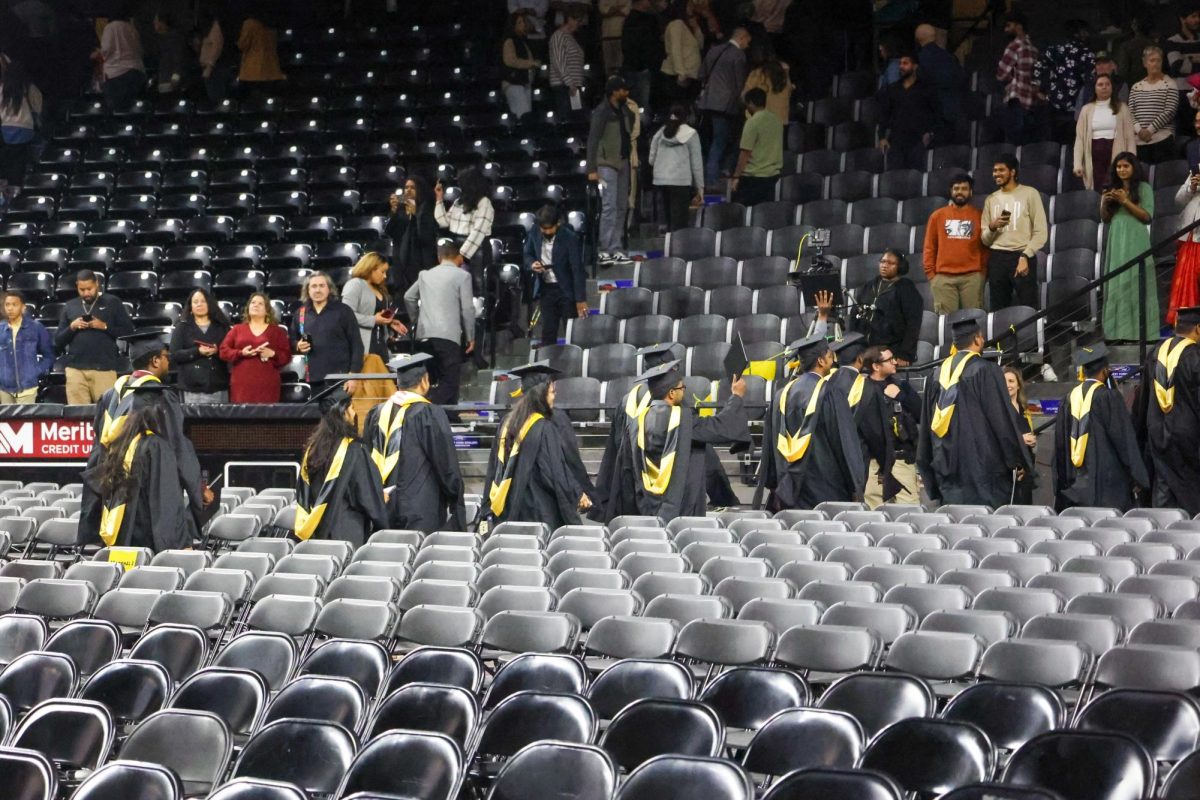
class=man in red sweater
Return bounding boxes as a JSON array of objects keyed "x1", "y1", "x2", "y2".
[{"x1": 923, "y1": 173, "x2": 989, "y2": 314}]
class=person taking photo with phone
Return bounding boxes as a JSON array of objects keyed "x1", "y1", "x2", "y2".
[
  {"x1": 169, "y1": 288, "x2": 232, "y2": 403},
  {"x1": 55, "y1": 269, "x2": 136, "y2": 404}
]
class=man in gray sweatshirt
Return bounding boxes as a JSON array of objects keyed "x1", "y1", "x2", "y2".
[{"x1": 404, "y1": 240, "x2": 475, "y2": 413}]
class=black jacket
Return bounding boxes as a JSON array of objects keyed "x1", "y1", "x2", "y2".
[
  {"x1": 288, "y1": 300, "x2": 364, "y2": 385},
  {"x1": 170, "y1": 318, "x2": 232, "y2": 393},
  {"x1": 622, "y1": 8, "x2": 663, "y2": 73},
  {"x1": 878, "y1": 76, "x2": 938, "y2": 149},
  {"x1": 856, "y1": 277, "x2": 924, "y2": 364},
  {"x1": 384, "y1": 203, "x2": 439, "y2": 294},
  {"x1": 54, "y1": 293, "x2": 136, "y2": 371}
]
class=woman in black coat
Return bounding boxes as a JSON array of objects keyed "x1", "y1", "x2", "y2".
[
  {"x1": 169, "y1": 288, "x2": 232, "y2": 403},
  {"x1": 384, "y1": 174, "x2": 439, "y2": 297}
]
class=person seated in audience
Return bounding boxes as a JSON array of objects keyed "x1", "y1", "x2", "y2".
[
  {"x1": 1052, "y1": 343, "x2": 1148, "y2": 512},
  {"x1": 760, "y1": 335, "x2": 865, "y2": 510},
  {"x1": 917, "y1": 311, "x2": 1031, "y2": 508},
  {"x1": 219, "y1": 292, "x2": 291, "y2": 404},
  {"x1": 94, "y1": 385, "x2": 195, "y2": 552},
  {"x1": 615, "y1": 360, "x2": 750, "y2": 523},
  {"x1": 294, "y1": 389, "x2": 388, "y2": 548},
  {"x1": 480, "y1": 362, "x2": 583, "y2": 532},
  {"x1": 1134, "y1": 305, "x2": 1200, "y2": 515},
  {"x1": 289, "y1": 272, "x2": 363, "y2": 393},
  {"x1": 170, "y1": 288, "x2": 232, "y2": 404},
  {"x1": 365, "y1": 353, "x2": 466, "y2": 533}
]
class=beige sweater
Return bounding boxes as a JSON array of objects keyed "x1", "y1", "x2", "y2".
[
  {"x1": 1073, "y1": 101, "x2": 1137, "y2": 190},
  {"x1": 981, "y1": 184, "x2": 1049, "y2": 257}
]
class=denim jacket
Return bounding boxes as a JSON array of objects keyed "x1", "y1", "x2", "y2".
[{"x1": 0, "y1": 316, "x2": 55, "y2": 394}]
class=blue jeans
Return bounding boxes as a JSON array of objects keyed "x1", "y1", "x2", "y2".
[
  {"x1": 705, "y1": 113, "x2": 734, "y2": 186},
  {"x1": 597, "y1": 163, "x2": 630, "y2": 252}
]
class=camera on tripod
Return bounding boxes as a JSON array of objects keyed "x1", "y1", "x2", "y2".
[{"x1": 788, "y1": 227, "x2": 841, "y2": 309}]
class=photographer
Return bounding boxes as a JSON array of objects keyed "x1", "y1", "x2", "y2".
[
  {"x1": 289, "y1": 273, "x2": 363, "y2": 391},
  {"x1": 851, "y1": 250, "x2": 924, "y2": 366}
]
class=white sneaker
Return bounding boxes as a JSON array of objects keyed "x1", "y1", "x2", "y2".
[
  {"x1": 610, "y1": 251, "x2": 630, "y2": 262},
  {"x1": 1040, "y1": 364, "x2": 1059, "y2": 381}
]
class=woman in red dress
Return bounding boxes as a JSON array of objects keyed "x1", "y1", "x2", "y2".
[{"x1": 219, "y1": 292, "x2": 291, "y2": 403}]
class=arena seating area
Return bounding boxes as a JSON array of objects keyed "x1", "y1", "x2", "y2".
[{"x1": 2, "y1": 477, "x2": 1200, "y2": 798}]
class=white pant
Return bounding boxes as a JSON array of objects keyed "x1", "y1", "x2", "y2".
[{"x1": 504, "y1": 84, "x2": 532, "y2": 119}]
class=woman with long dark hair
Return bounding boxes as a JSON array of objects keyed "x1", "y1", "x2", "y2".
[
  {"x1": 384, "y1": 174, "x2": 439, "y2": 293},
  {"x1": 501, "y1": 11, "x2": 540, "y2": 119},
  {"x1": 1101, "y1": 152, "x2": 1158, "y2": 341},
  {"x1": 96, "y1": 392, "x2": 191, "y2": 552},
  {"x1": 1073, "y1": 74, "x2": 1136, "y2": 191},
  {"x1": 294, "y1": 389, "x2": 389, "y2": 547},
  {"x1": 649, "y1": 104, "x2": 704, "y2": 232},
  {"x1": 0, "y1": 56, "x2": 43, "y2": 185},
  {"x1": 481, "y1": 363, "x2": 582, "y2": 532},
  {"x1": 435, "y1": 167, "x2": 495, "y2": 267},
  {"x1": 170, "y1": 288, "x2": 233, "y2": 403},
  {"x1": 742, "y1": 39, "x2": 792, "y2": 125}
]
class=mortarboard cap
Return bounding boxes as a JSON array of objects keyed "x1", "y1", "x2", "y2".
[
  {"x1": 1072, "y1": 343, "x2": 1109, "y2": 372},
  {"x1": 637, "y1": 343, "x2": 678, "y2": 368},
  {"x1": 949, "y1": 309, "x2": 983, "y2": 341},
  {"x1": 319, "y1": 388, "x2": 353, "y2": 414},
  {"x1": 509, "y1": 360, "x2": 562, "y2": 393},
  {"x1": 640, "y1": 359, "x2": 682, "y2": 397},
  {"x1": 388, "y1": 351, "x2": 434, "y2": 383},
  {"x1": 723, "y1": 333, "x2": 748, "y2": 378},
  {"x1": 831, "y1": 332, "x2": 867, "y2": 363},
  {"x1": 1177, "y1": 305, "x2": 1200, "y2": 327},
  {"x1": 787, "y1": 334, "x2": 830, "y2": 364},
  {"x1": 120, "y1": 331, "x2": 169, "y2": 362}
]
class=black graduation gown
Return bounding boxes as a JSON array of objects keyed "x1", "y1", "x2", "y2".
[
  {"x1": 761, "y1": 371, "x2": 866, "y2": 510},
  {"x1": 828, "y1": 366, "x2": 893, "y2": 490},
  {"x1": 594, "y1": 382, "x2": 741, "y2": 522},
  {"x1": 1010, "y1": 403, "x2": 1037, "y2": 505},
  {"x1": 917, "y1": 353, "x2": 1031, "y2": 508},
  {"x1": 364, "y1": 398, "x2": 466, "y2": 533},
  {"x1": 95, "y1": 434, "x2": 191, "y2": 553},
  {"x1": 79, "y1": 375, "x2": 204, "y2": 546},
  {"x1": 1134, "y1": 337, "x2": 1200, "y2": 514},
  {"x1": 483, "y1": 414, "x2": 582, "y2": 530},
  {"x1": 295, "y1": 439, "x2": 390, "y2": 548},
  {"x1": 1053, "y1": 379, "x2": 1149, "y2": 512},
  {"x1": 551, "y1": 408, "x2": 598, "y2": 506},
  {"x1": 625, "y1": 396, "x2": 751, "y2": 522}
]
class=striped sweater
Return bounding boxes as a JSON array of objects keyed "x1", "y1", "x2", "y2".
[
  {"x1": 549, "y1": 28, "x2": 585, "y2": 89},
  {"x1": 1129, "y1": 77, "x2": 1177, "y2": 145}
]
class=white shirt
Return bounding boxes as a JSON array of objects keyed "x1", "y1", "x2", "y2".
[
  {"x1": 540, "y1": 237, "x2": 558, "y2": 283},
  {"x1": 1091, "y1": 104, "x2": 1117, "y2": 139}
]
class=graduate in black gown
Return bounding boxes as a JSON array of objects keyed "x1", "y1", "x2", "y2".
[
  {"x1": 618, "y1": 360, "x2": 751, "y2": 522},
  {"x1": 828, "y1": 332, "x2": 894, "y2": 499},
  {"x1": 481, "y1": 363, "x2": 583, "y2": 532},
  {"x1": 594, "y1": 343, "x2": 739, "y2": 521},
  {"x1": 1053, "y1": 344, "x2": 1149, "y2": 512},
  {"x1": 364, "y1": 352, "x2": 466, "y2": 533},
  {"x1": 94, "y1": 385, "x2": 192, "y2": 552},
  {"x1": 295, "y1": 389, "x2": 389, "y2": 547},
  {"x1": 917, "y1": 311, "x2": 1031, "y2": 508},
  {"x1": 760, "y1": 335, "x2": 866, "y2": 510},
  {"x1": 80, "y1": 332, "x2": 208, "y2": 546},
  {"x1": 505, "y1": 362, "x2": 597, "y2": 512},
  {"x1": 1134, "y1": 306, "x2": 1200, "y2": 514}
]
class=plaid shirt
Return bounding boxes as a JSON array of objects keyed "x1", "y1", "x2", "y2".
[{"x1": 997, "y1": 35, "x2": 1042, "y2": 110}]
